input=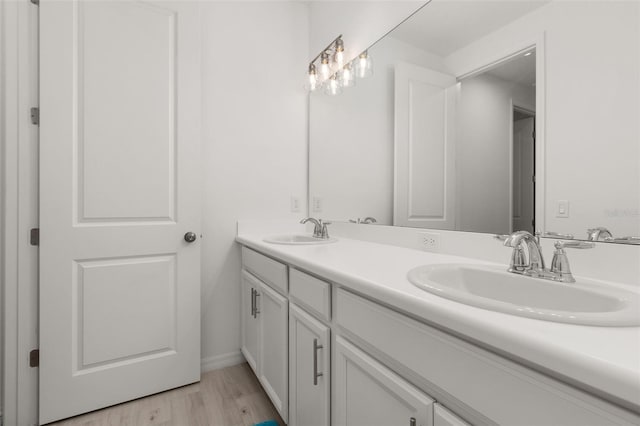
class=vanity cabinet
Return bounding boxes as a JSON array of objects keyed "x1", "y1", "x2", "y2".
[
  {"x1": 239, "y1": 243, "x2": 639, "y2": 426},
  {"x1": 334, "y1": 335, "x2": 434, "y2": 426},
  {"x1": 241, "y1": 248, "x2": 288, "y2": 422},
  {"x1": 289, "y1": 303, "x2": 330, "y2": 426}
]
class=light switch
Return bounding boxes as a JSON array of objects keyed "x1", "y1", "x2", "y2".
[{"x1": 557, "y1": 200, "x2": 569, "y2": 218}]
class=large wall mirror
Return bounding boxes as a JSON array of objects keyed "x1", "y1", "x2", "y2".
[{"x1": 309, "y1": 0, "x2": 639, "y2": 243}]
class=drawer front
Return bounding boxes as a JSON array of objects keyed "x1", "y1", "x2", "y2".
[
  {"x1": 289, "y1": 268, "x2": 331, "y2": 321},
  {"x1": 336, "y1": 289, "x2": 638, "y2": 426},
  {"x1": 242, "y1": 246, "x2": 288, "y2": 294}
]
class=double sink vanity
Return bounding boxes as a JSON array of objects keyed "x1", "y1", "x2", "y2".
[
  {"x1": 245, "y1": 0, "x2": 640, "y2": 424},
  {"x1": 236, "y1": 224, "x2": 640, "y2": 426}
]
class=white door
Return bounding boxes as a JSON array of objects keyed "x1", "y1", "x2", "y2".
[
  {"x1": 241, "y1": 271, "x2": 260, "y2": 374},
  {"x1": 289, "y1": 304, "x2": 330, "y2": 426},
  {"x1": 39, "y1": 1, "x2": 201, "y2": 423},
  {"x1": 512, "y1": 116, "x2": 535, "y2": 233},
  {"x1": 334, "y1": 336, "x2": 434, "y2": 426},
  {"x1": 257, "y1": 282, "x2": 289, "y2": 423},
  {"x1": 394, "y1": 63, "x2": 457, "y2": 229}
]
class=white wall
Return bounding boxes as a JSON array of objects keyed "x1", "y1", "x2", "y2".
[
  {"x1": 308, "y1": 1, "x2": 425, "y2": 64},
  {"x1": 457, "y1": 73, "x2": 535, "y2": 235},
  {"x1": 200, "y1": 2, "x2": 309, "y2": 366},
  {"x1": 310, "y1": 36, "x2": 447, "y2": 224},
  {"x1": 446, "y1": 0, "x2": 640, "y2": 239}
]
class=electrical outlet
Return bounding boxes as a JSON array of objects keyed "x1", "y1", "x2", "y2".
[
  {"x1": 418, "y1": 232, "x2": 440, "y2": 251},
  {"x1": 290, "y1": 196, "x2": 300, "y2": 212},
  {"x1": 312, "y1": 196, "x2": 323, "y2": 212}
]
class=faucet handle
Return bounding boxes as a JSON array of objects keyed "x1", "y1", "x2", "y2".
[
  {"x1": 320, "y1": 221, "x2": 332, "y2": 239},
  {"x1": 554, "y1": 241, "x2": 595, "y2": 250},
  {"x1": 550, "y1": 241, "x2": 593, "y2": 283}
]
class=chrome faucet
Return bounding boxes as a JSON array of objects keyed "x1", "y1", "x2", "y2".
[
  {"x1": 300, "y1": 217, "x2": 331, "y2": 239},
  {"x1": 587, "y1": 227, "x2": 613, "y2": 241},
  {"x1": 496, "y1": 231, "x2": 594, "y2": 283},
  {"x1": 502, "y1": 231, "x2": 546, "y2": 273}
]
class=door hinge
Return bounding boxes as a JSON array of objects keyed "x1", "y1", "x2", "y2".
[
  {"x1": 29, "y1": 349, "x2": 40, "y2": 367},
  {"x1": 30, "y1": 0, "x2": 39, "y2": 6},
  {"x1": 30, "y1": 228, "x2": 39, "y2": 246},
  {"x1": 532, "y1": 175, "x2": 536, "y2": 183},
  {"x1": 30, "y1": 107, "x2": 39, "y2": 125}
]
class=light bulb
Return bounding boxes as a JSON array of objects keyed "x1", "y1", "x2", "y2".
[
  {"x1": 334, "y1": 38, "x2": 345, "y2": 69},
  {"x1": 324, "y1": 74, "x2": 343, "y2": 96},
  {"x1": 320, "y1": 52, "x2": 331, "y2": 80},
  {"x1": 308, "y1": 63, "x2": 318, "y2": 92},
  {"x1": 339, "y1": 63, "x2": 355, "y2": 88},
  {"x1": 355, "y1": 50, "x2": 373, "y2": 79}
]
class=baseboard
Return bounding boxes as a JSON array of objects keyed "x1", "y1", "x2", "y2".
[{"x1": 201, "y1": 351, "x2": 246, "y2": 373}]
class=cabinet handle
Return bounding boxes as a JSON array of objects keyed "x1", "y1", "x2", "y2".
[
  {"x1": 313, "y1": 338, "x2": 323, "y2": 385},
  {"x1": 250, "y1": 288, "x2": 256, "y2": 318},
  {"x1": 409, "y1": 418, "x2": 416, "y2": 426},
  {"x1": 254, "y1": 291, "x2": 260, "y2": 317}
]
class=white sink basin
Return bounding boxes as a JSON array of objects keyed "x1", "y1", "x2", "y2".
[
  {"x1": 407, "y1": 264, "x2": 640, "y2": 326},
  {"x1": 263, "y1": 234, "x2": 338, "y2": 245}
]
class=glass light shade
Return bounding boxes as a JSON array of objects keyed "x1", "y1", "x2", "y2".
[
  {"x1": 320, "y1": 52, "x2": 331, "y2": 80},
  {"x1": 355, "y1": 51, "x2": 373, "y2": 79},
  {"x1": 339, "y1": 63, "x2": 356, "y2": 88},
  {"x1": 324, "y1": 74, "x2": 343, "y2": 96},
  {"x1": 308, "y1": 64, "x2": 318, "y2": 92},
  {"x1": 334, "y1": 39, "x2": 345, "y2": 69}
]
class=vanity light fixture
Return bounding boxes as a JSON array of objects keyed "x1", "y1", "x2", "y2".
[{"x1": 307, "y1": 35, "x2": 373, "y2": 95}]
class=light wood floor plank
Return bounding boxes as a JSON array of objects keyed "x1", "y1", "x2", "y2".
[{"x1": 48, "y1": 363, "x2": 285, "y2": 426}]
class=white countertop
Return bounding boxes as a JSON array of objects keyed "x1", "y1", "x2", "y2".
[{"x1": 236, "y1": 232, "x2": 640, "y2": 412}]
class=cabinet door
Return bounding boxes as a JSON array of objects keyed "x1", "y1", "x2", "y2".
[
  {"x1": 334, "y1": 336, "x2": 434, "y2": 426},
  {"x1": 241, "y1": 271, "x2": 259, "y2": 373},
  {"x1": 258, "y1": 281, "x2": 289, "y2": 423},
  {"x1": 289, "y1": 304, "x2": 330, "y2": 426},
  {"x1": 434, "y1": 404, "x2": 471, "y2": 426}
]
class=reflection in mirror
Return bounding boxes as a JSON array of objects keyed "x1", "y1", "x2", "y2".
[{"x1": 309, "y1": 0, "x2": 640, "y2": 242}]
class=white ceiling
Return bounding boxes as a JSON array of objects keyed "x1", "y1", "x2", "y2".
[{"x1": 390, "y1": 0, "x2": 550, "y2": 57}]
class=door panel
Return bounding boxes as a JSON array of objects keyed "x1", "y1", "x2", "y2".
[
  {"x1": 77, "y1": 255, "x2": 176, "y2": 367},
  {"x1": 395, "y1": 63, "x2": 457, "y2": 229},
  {"x1": 78, "y1": 1, "x2": 177, "y2": 222},
  {"x1": 39, "y1": 1, "x2": 201, "y2": 423}
]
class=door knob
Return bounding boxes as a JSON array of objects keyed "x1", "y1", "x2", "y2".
[{"x1": 184, "y1": 232, "x2": 197, "y2": 243}]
